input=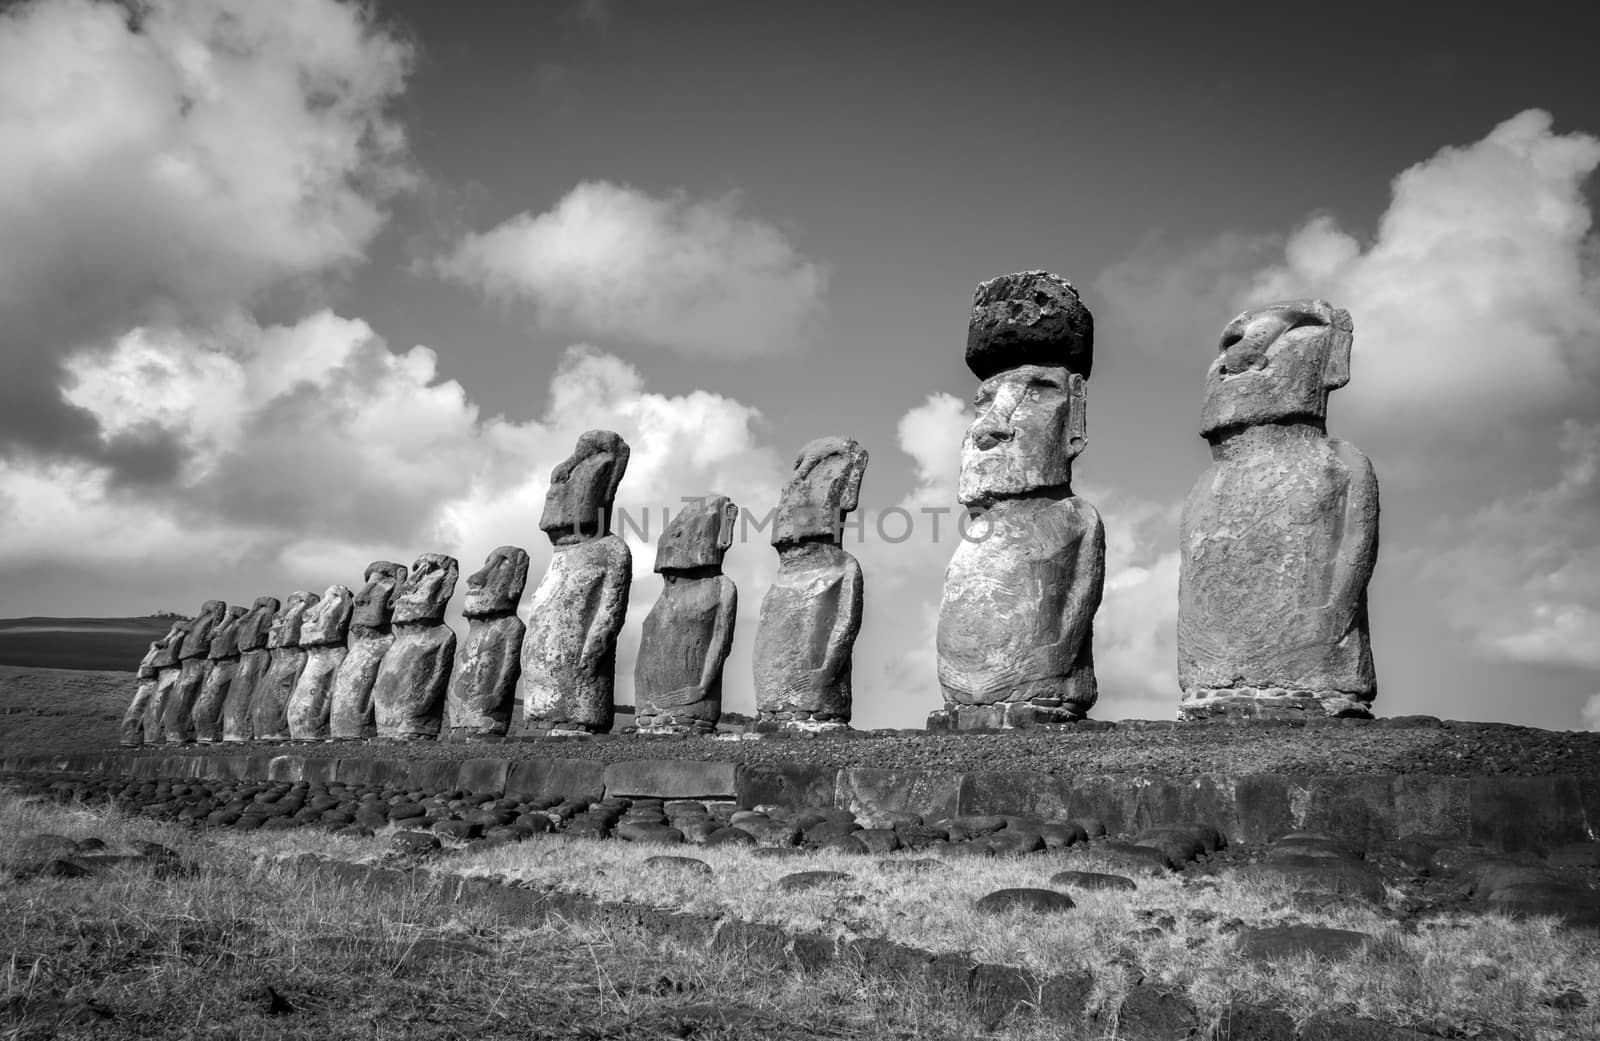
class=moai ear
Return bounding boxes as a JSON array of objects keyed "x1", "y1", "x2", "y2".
[
  {"x1": 717, "y1": 500, "x2": 740, "y2": 551},
  {"x1": 837, "y1": 443, "x2": 869, "y2": 513},
  {"x1": 1065, "y1": 373, "x2": 1088, "y2": 457},
  {"x1": 1322, "y1": 306, "x2": 1353, "y2": 391},
  {"x1": 603, "y1": 438, "x2": 631, "y2": 505}
]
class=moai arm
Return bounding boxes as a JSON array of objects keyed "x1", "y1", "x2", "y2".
[
  {"x1": 1053, "y1": 501, "x2": 1106, "y2": 669},
  {"x1": 580, "y1": 541, "x2": 633, "y2": 670},
  {"x1": 700, "y1": 577, "x2": 738, "y2": 694},
  {"x1": 814, "y1": 554, "x2": 864, "y2": 685},
  {"x1": 1325, "y1": 440, "x2": 1379, "y2": 640}
]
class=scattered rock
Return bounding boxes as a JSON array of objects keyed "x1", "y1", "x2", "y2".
[
  {"x1": 391, "y1": 831, "x2": 441, "y2": 855},
  {"x1": 642, "y1": 855, "x2": 712, "y2": 875},
  {"x1": 1049, "y1": 870, "x2": 1135, "y2": 892},
  {"x1": 777, "y1": 870, "x2": 852, "y2": 892},
  {"x1": 1239, "y1": 925, "x2": 1373, "y2": 962},
  {"x1": 973, "y1": 888, "x2": 1074, "y2": 915}
]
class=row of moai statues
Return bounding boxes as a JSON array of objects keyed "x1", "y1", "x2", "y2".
[
  {"x1": 122, "y1": 271, "x2": 1377, "y2": 735},
  {"x1": 122, "y1": 426, "x2": 867, "y2": 744}
]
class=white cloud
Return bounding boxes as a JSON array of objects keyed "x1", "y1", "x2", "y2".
[
  {"x1": 436, "y1": 181, "x2": 828, "y2": 358},
  {"x1": 1583, "y1": 693, "x2": 1600, "y2": 731}
]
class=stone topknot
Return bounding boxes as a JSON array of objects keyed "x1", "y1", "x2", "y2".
[{"x1": 965, "y1": 270, "x2": 1093, "y2": 381}]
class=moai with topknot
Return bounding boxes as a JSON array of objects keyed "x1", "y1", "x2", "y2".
[
  {"x1": 635, "y1": 495, "x2": 740, "y2": 734},
  {"x1": 329, "y1": 561, "x2": 407, "y2": 739},
  {"x1": 122, "y1": 622, "x2": 184, "y2": 747},
  {"x1": 934, "y1": 271, "x2": 1105, "y2": 729},
  {"x1": 221, "y1": 596, "x2": 279, "y2": 742},
  {"x1": 286, "y1": 584, "x2": 355, "y2": 740},
  {"x1": 753, "y1": 438, "x2": 867, "y2": 732},
  {"x1": 190, "y1": 605, "x2": 246, "y2": 742},
  {"x1": 251, "y1": 590, "x2": 319, "y2": 741},
  {"x1": 1177, "y1": 300, "x2": 1378, "y2": 719},
  {"x1": 372, "y1": 554, "x2": 459, "y2": 739},
  {"x1": 446, "y1": 546, "x2": 529, "y2": 740},
  {"x1": 162, "y1": 599, "x2": 227, "y2": 743},
  {"x1": 519, "y1": 431, "x2": 632, "y2": 735}
]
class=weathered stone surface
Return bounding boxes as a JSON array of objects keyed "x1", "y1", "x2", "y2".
[
  {"x1": 219, "y1": 597, "x2": 279, "y2": 742},
  {"x1": 939, "y1": 272, "x2": 1103, "y2": 722},
  {"x1": 503, "y1": 758, "x2": 606, "y2": 805},
  {"x1": 636, "y1": 496, "x2": 739, "y2": 734},
  {"x1": 1179, "y1": 300, "x2": 1378, "y2": 720},
  {"x1": 1050, "y1": 870, "x2": 1136, "y2": 892},
  {"x1": 163, "y1": 600, "x2": 228, "y2": 743},
  {"x1": 373, "y1": 554, "x2": 459, "y2": 740},
  {"x1": 189, "y1": 606, "x2": 247, "y2": 743},
  {"x1": 754, "y1": 438, "x2": 866, "y2": 729},
  {"x1": 1240, "y1": 925, "x2": 1372, "y2": 962},
  {"x1": 735, "y1": 763, "x2": 838, "y2": 810},
  {"x1": 836, "y1": 767, "x2": 961, "y2": 823},
  {"x1": 251, "y1": 591, "x2": 319, "y2": 740},
  {"x1": 604, "y1": 760, "x2": 738, "y2": 800},
  {"x1": 446, "y1": 546, "x2": 529, "y2": 739},
  {"x1": 973, "y1": 887, "x2": 1074, "y2": 915},
  {"x1": 329, "y1": 561, "x2": 407, "y2": 740},
  {"x1": 122, "y1": 624, "x2": 183, "y2": 747},
  {"x1": 286, "y1": 584, "x2": 354, "y2": 741},
  {"x1": 144, "y1": 667, "x2": 181, "y2": 745},
  {"x1": 777, "y1": 870, "x2": 853, "y2": 892}
]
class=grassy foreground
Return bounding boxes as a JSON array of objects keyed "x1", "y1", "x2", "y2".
[{"x1": 0, "y1": 793, "x2": 1061, "y2": 1041}]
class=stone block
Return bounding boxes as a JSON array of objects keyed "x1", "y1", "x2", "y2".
[
  {"x1": 458, "y1": 758, "x2": 511, "y2": 796},
  {"x1": 1233, "y1": 774, "x2": 1295, "y2": 845},
  {"x1": 1392, "y1": 775, "x2": 1469, "y2": 840},
  {"x1": 300, "y1": 758, "x2": 340, "y2": 785},
  {"x1": 504, "y1": 758, "x2": 606, "y2": 804},
  {"x1": 603, "y1": 759, "x2": 738, "y2": 800},
  {"x1": 839, "y1": 767, "x2": 962, "y2": 823},
  {"x1": 1298, "y1": 775, "x2": 1399, "y2": 848},
  {"x1": 736, "y1": 763, "x2": 838, "y2": 809},
  {"x1": 130, "y1": 757, "x2": 166, "y2": 779},
  {"x1": 333, "y1": 758, "x2": 412, "y2": 789},
  {"x1": 243, "y1": 754, "x2": 276, "y2": 781},
  {"x1": 407, "y1": 759, "x2": 460, "y2": 793},
  {"x1": 266, "y1": 755, "x2": 306, "y2": 783},
  {"x1": 1470, "y1": 776, "x2": 1590, "y2": 853},
  {"x1": 199, "y1": 756, "x2": 256, "y2": 782}
]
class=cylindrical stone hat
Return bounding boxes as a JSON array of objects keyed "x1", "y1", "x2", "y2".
[{"x1": 966, "y1": 270, "x2": 1094, "y2": 380}]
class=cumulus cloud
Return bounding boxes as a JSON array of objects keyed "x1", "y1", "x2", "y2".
[
  {"x1": 435, "y1": 181, "x2": 828, "y2": 358},
  {"x1": 0, "y1": 0, "x2": 412, "y2": 461},
  {"x1": 1583, "y1": 693, "x2": 1600, "y2": 731}
]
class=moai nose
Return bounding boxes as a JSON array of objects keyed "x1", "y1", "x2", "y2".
[{"x1": 972, "y1": 413, "x2": 1015, "y2": 450}]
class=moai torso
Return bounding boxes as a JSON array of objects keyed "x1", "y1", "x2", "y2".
[
  {"x1": 372, "y1": 554, "x2": 458, "y2": 739},
  {"x1": 753, "y1": 438, "x2": 868, "y2": 731},
  {"x1": 287, "y1": 584, "x2": 354, "y2": 740},
  {"x1": 222, "y1": 596, "x2": 279, "y2": 742},
  {"x1": 123, "y1": 624, "x2": 183, "y2": 747},
  {"x1": 252, "y1": 591, "x2": 319, "y2": 740},
  {"x1": 329, "y1": 561, "x2": 406, "y2": 739},
  {"x1": 519, "y1": 430, "x2": 632, "y2": 735},
  {"x1": 447, "y1": 546, "x2": 529, "y2": 739},
  {"x1": 1176, "y1": 300, "x2": 1378, "y2": 719},
  {"x1": 934, "y1": 272, "x2": 1104, "y2": 727},
  {"x1": 636, "y1": 496, "x2": 740, "y2": 733},
  {"x1": 164, "y1": 600, "x2": 227, "y2": 743},
  {"x1": 191, "y1": 605, "x2": 246, "y2": 742}
]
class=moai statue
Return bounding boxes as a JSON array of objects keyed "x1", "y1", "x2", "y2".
[
  {"x1": 251, "y1": 591, "x2": 319, "y2": 741},
  {"x1": 286, "y1": 584, "x2": 355, "y2": 740},
  {"x1": 371, "y1": 554, "x2": 458, "y2": 739},
  {"x1": 143, "y1": 616, "x2": 189, "y2": 744},
  {"x1": 519, "y1": 431, "x2": 632, "y2": 735},
  {"x1": 121, "y1": 622, "x2": 184, "y2": 747},
  {"x1": 161, "y1": 600, "x2": 227, "y2": 743},
  {"x1": 636, "y1": 495, "x2": 740, "y2": 734},
  {"x1": 934, "y1": 271, "x2": 1105, "y2": 729},
  {"x1": 190, "y1": 605, "x2": 246, "y2": 742},
  {"x1": 329, "y1": 561, "x2": 407, "y2": 739},
  {"x1": 1177, "y1": 300, "x2": 1378, "y2": 720},
  {"x1": 445, "y1": 546, "x2": 529, "y2": 740},
  {"x1": 753, "y1": 438, "x2": 867, "y2": 731},
  {"x1": 221, "y1": 596, "x2": 279, "y2": 742}
]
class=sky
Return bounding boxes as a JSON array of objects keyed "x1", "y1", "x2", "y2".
[{"x1": 3, "y1": 0, "x2": 1600, "y2": 731}]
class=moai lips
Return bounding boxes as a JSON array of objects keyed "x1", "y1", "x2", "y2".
[
  {"x1": 329, "y1": 561, "x2": 406, "y2": 739},
  {"x1": 286, "y1": 584, "x2": 355, "y2": 740},
  {"x1": 190, "y1": 605, "x2": 246, "y2": 743},
  {"x1": 221, "y1": 596, "x2": 279, "y2": 742},
  {"x1": 372, "y1": 554, "x2": 458, "y2": 739},
  {"x1": 251, "y1": 590, "x2": 319, "y2": 741},
  {"x1": 1178, "y1": 299, "x2": 1378, "y2": 720},
  {"x1": 754, "y1": 438, "x2": 867, "y2": 731},
  {"x1": 446, "y1": 546, "x2": 529, "y2": 739},
  {"x1": 936, "y1": 271, "x2": 1105, "y2": 727},
  {"x1": 520, "y1": 431, "x2": 632, "y2": 735},
  {"x1": 164, "y1": 600, "x2": 228, "y2": 743},
  {"x1": 636, "y1": 496, "x2": 740, "y2": 734}
]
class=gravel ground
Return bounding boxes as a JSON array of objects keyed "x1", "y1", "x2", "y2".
[{"x1": 133, "y1": 717, "x2": 1600, "y2": 778}]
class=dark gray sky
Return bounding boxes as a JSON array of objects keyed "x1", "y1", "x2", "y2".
[{"x1": 3, "y1": 0, "x2": 1599, "y2": 729}]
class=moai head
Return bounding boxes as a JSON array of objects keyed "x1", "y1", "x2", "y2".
[
  {"x1": 959, "y1": 271, "x2": 1093, "y2": 506},
  {"x1": 540, "y1": 430, "x2": 630, "y2": 545},
  {"x1": 178, "y1": 600, "x2": 227, "y2": 659},
  {"x1": 205, "y1": 605, "x2": 247, "y2": 659},
  {"x1": 299, "y1": 584, "x2": 355, "y2": 647},
  {"x1": 655, "y1": 495, "x2": 739, "y2": 573},
  {"x1": 1199, "y1": 299, "x2": 1353, "y2": 440},
  {"x1": 266, "y1": 591, "x2": 319, "y2": 650},
  {"x1": 350, "y1": 561, "x2": 407, "y2": 630},
  {"x1": 235, "y1": 596, "x2": 281, "y2": 653},
  {"x1": 141, "y1": 621, "x2": 185, "y2": 676},
  {"x1": 772, "y1": 438, "x2": 868, "y2": 546},
  {"x1": 463, "y1": 546, "x2": 530, "y2": 617},
  {"x1": 392, "y1": 553, "x2": 458, "y2": 625}
]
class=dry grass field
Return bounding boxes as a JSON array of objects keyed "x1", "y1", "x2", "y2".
[{"x1": 0, "y1": 665, "x2": 130, "y2": 757}]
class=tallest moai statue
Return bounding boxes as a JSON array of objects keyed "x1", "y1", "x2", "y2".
[
  {"x1": 934, "y1": 271, "x2": 1105, "y2": 728},
  {"x1": 1177, "y1": 299, "x2": 1379, "y2": 720}
]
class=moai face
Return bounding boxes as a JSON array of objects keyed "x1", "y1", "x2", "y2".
[
  {"x1": 178, "y1": 600, "x2": 227, "y2": 659},
  {"x1": 206, "y1": 606, "x2": 247, "y2": 659},
  {"x1": 299, "y1": 584, "x2": 355, "y2": 646},
  {"x1": 1199, "y1": 299, "x2": 1353, "y2": 439},
  {"x1": 463, "y1": 546, "x2": 530, "y2": 617},
  {"x1": 392, "y1": 553, "x2": 458, "y2": 625},
  {"x1": 656, "y1": 496, "x2": 739, "y2": 572},
  {"x1": 235, "y1": 596, "x2": 281, "y2": 652},
  {"x1": 266, "y1": 591, "x2": 319, "y2": 650},
  {"x1": 772, "y1": 438, "x2": 868, "y2": 546},
  {"x1": 539, "y1": 430, "x2": 630, "y2": 545},
  {"x1": 140, "y1": 623, "x2": 184, "y2": 677},
  {"x1": 351, "y1": 561, "x2": 407, "y2": 629}
]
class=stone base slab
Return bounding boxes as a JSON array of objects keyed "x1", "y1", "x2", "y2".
[
  {"x1": 1179, "y1": 687, "x2": 1373, "y2": 721},
  {"x1": 925, "y1": 703, "x2": 1086, "y2": 730}
]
